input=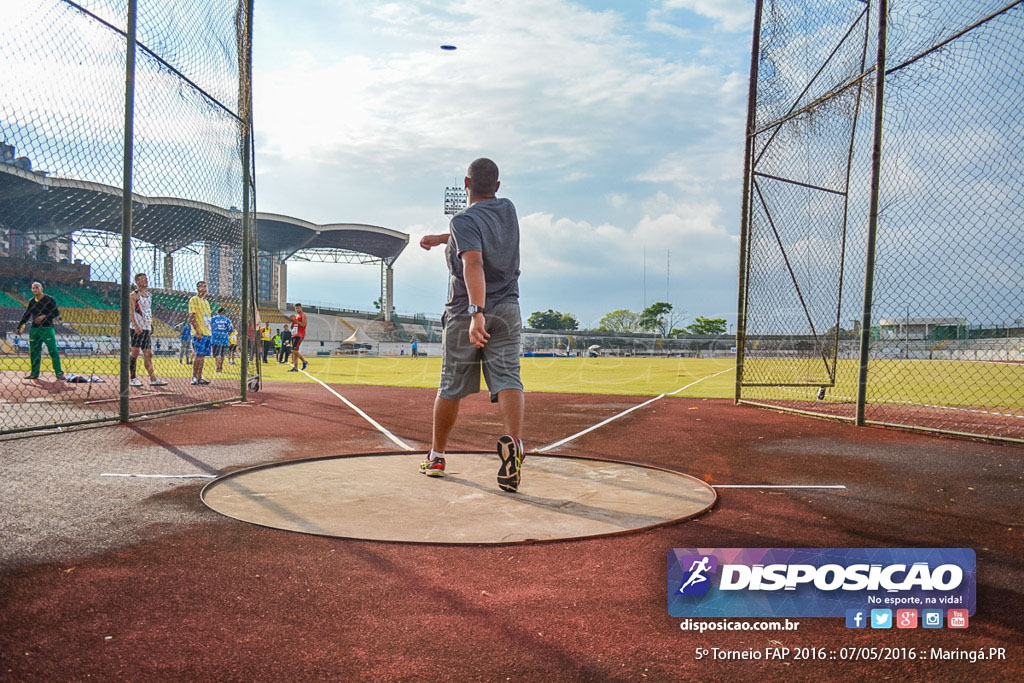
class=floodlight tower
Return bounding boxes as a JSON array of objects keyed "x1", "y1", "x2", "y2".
[{"x1": 444, "y1": 185, "x2": 467, "y2": 217}]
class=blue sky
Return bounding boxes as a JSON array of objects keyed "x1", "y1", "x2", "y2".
[{"x1": 252, "y1": 0, "x2": 755, "y2": 327}]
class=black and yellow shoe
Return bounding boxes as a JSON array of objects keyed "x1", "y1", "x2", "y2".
[{"x1": 497, "y1": 435, "x2": 524, "y2": 492}]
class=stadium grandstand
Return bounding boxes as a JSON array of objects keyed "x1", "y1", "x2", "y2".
[{"x1": 0, "y1": 153, "x2": 447, "y2": 358}]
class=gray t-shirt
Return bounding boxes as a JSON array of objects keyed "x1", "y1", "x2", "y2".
[{"x1": 445, "y1": 197, "x2": 520, "y2": 317}]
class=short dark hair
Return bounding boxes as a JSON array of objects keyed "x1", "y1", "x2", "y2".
[
  {"x1": 467, "y1": 158, "x2": 499, "y2": 195},
  {"x1": 295, "y1": 303, "x2": 302, "y2": 308},
  {"x1": 197, "y1": 280, "x2": 206, "y2": 286},
  {"x1": 134, "y1": 272, "x2": 146, "y2": 281},
  {"x1": 217, "y1": 307, "x2": 225, "y2": 314}
]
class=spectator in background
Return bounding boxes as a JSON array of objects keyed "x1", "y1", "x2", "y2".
[
  {"x1": 187, "y1": 280, "x2": 212, "y2": 386},
  {"x1": 288, "y1": 303, "x2": 308, "y2": 372},
  {"x1": 273, "y1": 329, "x2": 282, "y2": 362},
  {"x1": 261, "y1": 324, "x2": 272, "y2": 364},
  {"x1": 17, "y1": 281, "x2": 64, "y2": 381},
  {"x1": 128, "y1": 272, "x2": 168, "y2": 388},
  {"x1": 228, "y1": 328, "x2": 238, "y2": 365},
  {"x1": 411, "y1": 337, "x2": 419, "y2": 358},
  {"x1": 279, "y1": 326, "x2": 292, "y2": 364},
  {"x1": 210, "y1": 307, "x2": 234, "y2": 373},
  {"x1": 179, "y1": 321, "x2": 192, "y2": 365}
]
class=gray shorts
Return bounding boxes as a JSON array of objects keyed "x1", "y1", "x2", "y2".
[{"x1": 439, "y1": 301, "x2": 523, "y2": 402}]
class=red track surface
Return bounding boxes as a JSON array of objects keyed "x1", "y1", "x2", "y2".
[{"x1": 2, "y1": 380, "x2": 1022, "y2": 680}]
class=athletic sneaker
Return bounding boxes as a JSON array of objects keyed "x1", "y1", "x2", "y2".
[
  {"x1": 288, "y1": 367, "x2": 298, "y2": 372},
  {"x1": 55, "y1": 373, "x2": 65, "y2": 381},
  {"x1": 190, "y1": 377, "x2": 210, "y2": 385},
  {"x1": 130, "y1": 377, "x2": 143, "y2": 387},
  {"x1": 24, "y1": 374, "x2": 39, "y2": 381},
  {"x1": 497, "y1": 435, "x2": 524, "y2": 493},
  {"x1": 301, "y1": 360, "x2": 308, "y2": 371},
  {"x1": 420, "y1": 456, "x2": 446, "y2": 477},
  {"x1": 150, "y1": 378, "x2": 168, "y2": 386}
]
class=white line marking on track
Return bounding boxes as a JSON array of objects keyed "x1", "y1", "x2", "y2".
[
  {"x1": 534, "y1": 366, "x2": 735, "y2": 453},
  {"x1": 711, "y1": 484, "x2": 847, "y2": 489},
  {"x1": 101, "y1": 473, "x2": 216, "y2": 479},
  {"x1": 301, "y1": 369, "x2": 416, "y2": 451},
  {"x1": 666, "y1": 367, "x2": 735, "y2": 395}
]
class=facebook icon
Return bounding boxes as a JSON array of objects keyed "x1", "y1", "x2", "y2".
[{"x1": 845, "y1": 609, "x2": 867, "y2": 629}]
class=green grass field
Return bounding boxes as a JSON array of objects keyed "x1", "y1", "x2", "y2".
[
  {"x1": 3, "y1": 353, "x2": 1020, "y2": 409},
  {"x1": 259, "y1": 356, "x2": 737, "y2": 397}
]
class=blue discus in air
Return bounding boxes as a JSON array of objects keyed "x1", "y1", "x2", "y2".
[{"x1": 440, "y1": 45, "x2": 457, "y2": 51}]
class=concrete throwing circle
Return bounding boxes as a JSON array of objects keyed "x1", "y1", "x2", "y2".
[{"x1": 201, "y1": 452, "x2": 716, "y2": 544}]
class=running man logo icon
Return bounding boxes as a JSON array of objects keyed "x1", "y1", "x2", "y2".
[{"x1": 677, "y1": 555, "x2": 718, "y2": 596}]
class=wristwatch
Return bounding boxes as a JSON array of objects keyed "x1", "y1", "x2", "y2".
[{"x1": 467, "y1": 304, "x2": 484, "y2": 316}]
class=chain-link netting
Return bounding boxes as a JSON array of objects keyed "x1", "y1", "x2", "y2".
[
  {"x1": 738, "y1": 0, "x2": 1024, "y2": 442},
  {"x1": 0, "y1": 0, "x2": 256, "y2": 434}
]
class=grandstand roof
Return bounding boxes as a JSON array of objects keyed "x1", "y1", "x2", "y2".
[
  {"x1": 256, "y1": 212, "x2": 408, "y2": 264},
  {"x1": 0, "y1": 164, "x2": 408, "y2": 264}
]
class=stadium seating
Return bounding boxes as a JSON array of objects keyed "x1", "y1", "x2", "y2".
[
  {"x1": 151, "y1": 290, "x2": 190, "y2": 312},
  {"x1": 72, "y1": 284, "x2": 118, "y2": 310},
  {"x1": 342, "y1": 317, "x2": 407, "y2": 342},
  {"x1": 259, "y1": 307, "x2": 290, "y2": 325},
  {"x1": 0, "y1": 291, "x2": 23, "y2": 308}
]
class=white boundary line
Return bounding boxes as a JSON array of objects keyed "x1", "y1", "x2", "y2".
[
  {"x1": 301, "y1": 370, "x2": 416, "y2": 451},
  {"x1": 101, "y1": 473, "x2": 216, "y2": 479},
  {"x1": 534, "y1": 367, "x2": 734, "y2": 453},
  {"x1": 666, "y1": 367, "x2": 735, "y2": 395}
]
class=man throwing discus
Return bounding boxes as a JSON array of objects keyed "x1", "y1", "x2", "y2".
[{"x1": 418, "y1": 158, "x2": 526, "y2": 492}]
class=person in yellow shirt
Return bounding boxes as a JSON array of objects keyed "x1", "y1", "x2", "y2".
[
  {"x1": 261, "y1": 324, "x2": 272, "y2": 363},
  {"x1": 188, "y1": 280, "x2": 213, "y2": 386},
  {"x1": 228, "y1": 328, "x2": 239, "y2": 365}
]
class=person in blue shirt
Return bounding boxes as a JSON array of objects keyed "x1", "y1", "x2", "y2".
[
  {"x1": 210, "y1": 307, "x2": 234, "y2": 373},
  {"x1": 178, "y1": 322, "x2": 192, "y2": 365}
]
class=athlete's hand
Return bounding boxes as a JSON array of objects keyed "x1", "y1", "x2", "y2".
[
  {"x1": 419, "y1": 234, "x2": 447, "y2": 250},
  {"x1": 34, "y1": 314, "x2": 45, "y2": 325},
  {"x1": 469, "y1": 314, "x2": 489, "y2": 348},
  {"x1": 132, "y1": 323, "x2": 142, "y2": 334}
]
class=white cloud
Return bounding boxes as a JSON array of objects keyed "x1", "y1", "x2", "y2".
[
  {"x1": 251, "y1": 0, "x2": 753, "y2": 323},
  {"x1": 255, "y1": 1, "x2": 733, "y2": 173},
  {"x1": 656, "y1": 0, "x2": 754, "y2": 34},
  {"x1": 606, "y1": 192, "x2": 628, "y2": 208}
]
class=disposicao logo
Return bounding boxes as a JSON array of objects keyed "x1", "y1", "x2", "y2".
[
  {"x1": 667, "y1": 548, "x2": 976, "y2": 618},
  {"x1": 676, "y1": 555, "x2": 718, "y2": 596}
]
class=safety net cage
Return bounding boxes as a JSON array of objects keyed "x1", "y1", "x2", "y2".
[
  {"x1": 736, "y1": 0, "x2": 1023, "y2": 442},
  {"x1": 0, "y1": 0, "x2": 258, "y2": 434}
]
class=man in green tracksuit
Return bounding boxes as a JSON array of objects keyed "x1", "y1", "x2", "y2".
[{"x1": 16, "y1": 281, "x2": 64, "y2": 381}]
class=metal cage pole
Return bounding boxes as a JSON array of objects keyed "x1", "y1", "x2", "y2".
[
  {"x1": 734, "y1": 0, "x2": 764, "y2": 403},
  {"x1": 856, "y1": 0, "x2": 888, "y2": 425},
  {"x1": 118, "y1": 0, "x2": 138, "y2": 423},
  {"x1": 239, "y1": 0, "x2": 255, "y2": 400}
]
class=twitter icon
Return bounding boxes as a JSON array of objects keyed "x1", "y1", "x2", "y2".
[{"x1": 870, "y1": 609, "x2": 892, "y2": 629}]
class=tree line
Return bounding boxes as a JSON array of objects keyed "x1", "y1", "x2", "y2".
[{"x1": 527, "y1": 304, "x2": 728, "y2": 336}]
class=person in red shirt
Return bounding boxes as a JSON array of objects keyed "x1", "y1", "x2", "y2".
[{"x1": 288, "y1": 303, "x2": 308, "y2": 372}]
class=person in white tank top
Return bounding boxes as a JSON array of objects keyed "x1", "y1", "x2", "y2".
[{"x1": 129, "y1": 273, "x2": 168, "y2": 387}]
